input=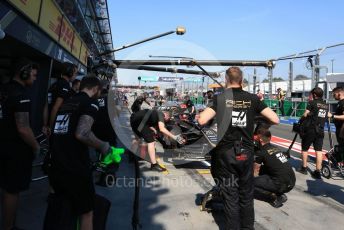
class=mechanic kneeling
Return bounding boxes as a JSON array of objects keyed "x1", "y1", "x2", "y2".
[{"x1": 254, "y1": 128, "x2": 295, "y2": 208}]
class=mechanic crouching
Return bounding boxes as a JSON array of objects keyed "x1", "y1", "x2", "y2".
[{"x1": 254, "y1": 128, "x2": 295, "y2": 208}]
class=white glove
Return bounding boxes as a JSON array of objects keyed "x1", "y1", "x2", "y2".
[{"x1": 173, "y1": 135, "x2": 185, "y2": 144}]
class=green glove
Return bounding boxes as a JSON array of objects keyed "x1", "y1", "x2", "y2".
[{"x1": 102, "y1": 147, "x2": 125, "y2": 165}]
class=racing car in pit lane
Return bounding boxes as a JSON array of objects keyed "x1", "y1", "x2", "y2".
[
  {"x1": 154, "y1": 102, "x2": 218, "y2": 163},
  {"x1": 152, "y1": 100, "x2": 272, "y2": 164}
]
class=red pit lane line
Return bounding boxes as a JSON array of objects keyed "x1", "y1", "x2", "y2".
[{"x1": 271, "y1": 136, "x2": 328, "y2": 160}]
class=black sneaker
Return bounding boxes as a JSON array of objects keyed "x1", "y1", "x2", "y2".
[
  {"x1": 278, "y1": 194, "x2": 288, "y2": 203},
  {"x1": 270, "y1": 197, "x2": 283, "y2": 208},
  {"x1": 297, "y1": 166, "x2": 308, "y2": 175},
  {"x1": 151, "y1": 163, "x2": 167, "y2": 172},
  {"x1": 311, "y1": 170, "x2": 322, "y2": 179}
]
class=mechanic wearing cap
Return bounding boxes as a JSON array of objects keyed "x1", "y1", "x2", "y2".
[
  {"x1": 47, "y1": 75, "x2": 111, "y2": 230},
  {"x1": 298, "y1": 87, "x2": 329, "y2": 179},
  {"x1": 0, "y1": 59, "x2": 40, "y2": 230},
  {"x1": 130, "y1": 109, "x2": 185, "y2": 172},
  {"x1": 43, "y1": 62, "x2": 78, "y2": 136},
  {"x1": 198, "y1": 67, "x2": 279, "y2": 229},
  {"x1": 254, "y1": 128, "x2": 295, "y2": 208}
]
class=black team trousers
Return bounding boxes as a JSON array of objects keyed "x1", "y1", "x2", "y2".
[{"x1": 211, "y1": 146, "x2": 254, "y2": 230}]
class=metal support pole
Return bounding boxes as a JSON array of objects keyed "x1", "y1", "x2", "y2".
[
  {"x1": 253, "y1": 68, "x2": 257, "y2": 94},
  {"x1": 314, "y1": 54, "x2": 320, "y2": 85},
  {"x1": 288, "y1": 62, "x2": 293, "y2": 97},
  {"x1": 268, "y1": 67, "x2": 273, "y2": 98}
]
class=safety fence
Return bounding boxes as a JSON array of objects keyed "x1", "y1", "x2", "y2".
[{"x1": 263, "y1": 99, "x2": 307, "y2": 117}]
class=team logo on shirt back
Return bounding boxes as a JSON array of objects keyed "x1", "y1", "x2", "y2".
[
  {"x1": 232, "y1": 111, "x2": 247, "y2": 127},
  {"x1": 54, "y1": 114, "x2": 71, "y2": 134}
]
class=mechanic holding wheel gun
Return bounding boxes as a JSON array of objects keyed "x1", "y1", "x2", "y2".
[
  {"x1": 46, "y1": 75, "x2": 121, "y2": 230},
  {"x1": 198, "y1": 67, "x2": 279, "y2": 230},
  {"x1": 130, "y1": 109, "x2": 185, "y2": 172}
]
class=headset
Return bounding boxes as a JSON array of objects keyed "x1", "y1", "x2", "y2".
[
  {"x1": 19, "y1": 64, "x2": 33, "y2": 81},
  {"x1": 62, "y1": 62, "x2": 77, "y2": 78}
]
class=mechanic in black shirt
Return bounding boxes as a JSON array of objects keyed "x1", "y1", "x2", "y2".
[
  {"x1": 198, "y1": 67, "x2": 279, "y2": 230},
  {"x1": 0, "y1": 60, "x2": 40, "y2": 230},
  {"x1": 298, "y1": 87, "x2": 329, "y2": 179},
  {"x1": 130, "y1": 109, "x2": 185, "y2": 172},
  {"x1": 254, "y1": 128, "x2": 295, "y2": 208},
  {"x1": 44, "y1": 62, "x2": 78, "y2": 135},
  {"x1": 71, "y1": 79, "x2": 81, "y2": 95},
  {"x1": 48, "y1": 76, "x2": 111, "y2": 230},
  {"x1": 329, "y1": 86, "x2": 344, "y2": 146},
  {"x1": 92, "y1": 87, "x2": 118, "y2": 185},
  {"x1": 131, "y1": 96, "x2": 144, "y2": 113}
]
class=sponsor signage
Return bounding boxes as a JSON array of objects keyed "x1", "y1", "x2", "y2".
[
  {"x1": 8, "y1": 0, "x2": 41, "y2": 23},
  {"x1": 79, "y1": 43, "x2": 89, "y2": 66},
  {"x1": 39, "y1": 0, "x2": 62, "y2": 42},
  {"x1": 59, "y1": 17, "x2": 75, "y2": 53},
  {"x1": 72, "y1": 34, "x2": 82, "y2": 60},
  {"x1": 2, "y1": 0, "x2": 88, "y2": 68}
]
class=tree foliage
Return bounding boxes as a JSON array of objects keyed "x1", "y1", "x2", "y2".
[{"x1": 294, "y1": 74, "x2": 309, "y2": 80}]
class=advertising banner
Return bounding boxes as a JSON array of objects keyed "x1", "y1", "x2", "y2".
[
  {"x1": 59, "y1": 17, "x2": 75, "y2": 52},
  {"x1": 39, "y1": 0, "x2": 62, "y2": 42},
  {"x1": 8, "y1": 0, "x2": 41, "y2": 23},
  {"x1": 71, "y1": 34, "x2": 82, "y2": 59},
  {"x1": 80, "y1": 43, "x2": 89, "y2": 66}
]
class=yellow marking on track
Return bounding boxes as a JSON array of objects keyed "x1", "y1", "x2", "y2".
[
  {"x1": 196, "y1": 169, "x2": 211, "y2": 174},
  {"x1": 157, "y1": 157, "x2": 169, "y2": 175}
]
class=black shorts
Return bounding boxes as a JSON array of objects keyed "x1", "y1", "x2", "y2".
[
  {"x1": 49, "y1": 169, "x2": 95, "y2": 215},
  {"x1": 130, "y1": 115, "x2": 155, "y2": 143},
  {"x1": 301, "y1": 131, "x2": 324, "y2": 151},
  {"x1": 0, "y1": 144, "x2": 34, "y2": 193}
]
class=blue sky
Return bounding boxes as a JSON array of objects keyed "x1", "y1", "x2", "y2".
[{"x1": 107, "y1": 0, "x2": 344, "y2": 85}]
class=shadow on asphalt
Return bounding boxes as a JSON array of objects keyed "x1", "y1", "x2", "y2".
[{"x1": 306, "y1": 179, "x2": 344, "y2": 205}]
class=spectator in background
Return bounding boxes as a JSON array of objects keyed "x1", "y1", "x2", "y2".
[
  {"x1": 257, "y1": 89, "x2": 264, "y2": 101},
  {"x1": 184, "y1": 95, "x2": 195, "y2": 120},
  {"x1": 277, "y1": 88, "x2": 286, "y2": 117},
  {"x1": 206, "y1": 90, "x2": 214, "y2": 106}
]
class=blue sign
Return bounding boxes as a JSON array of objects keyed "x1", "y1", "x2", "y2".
[
  {"x1": 184, "y1": 78, "x2": 203, "y2": 82},
  {"x1": 158, "y1": 77, "x2": 183, "y2": 82},
  {"x1": 139, "y1": 76, "x2": 158, "y2": 82}
]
